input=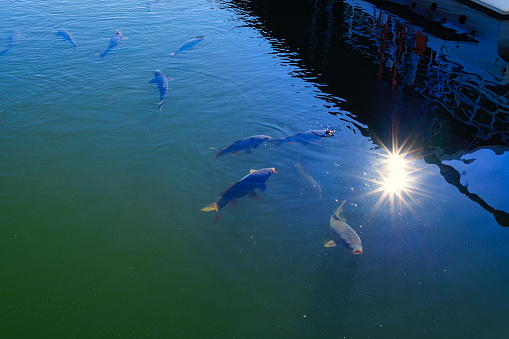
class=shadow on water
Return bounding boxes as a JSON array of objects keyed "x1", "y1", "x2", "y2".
[{"x1": 220, "y1": 0, "x2": 509, "y2": 227}]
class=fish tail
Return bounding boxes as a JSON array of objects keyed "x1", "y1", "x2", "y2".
[
  {"x1": 213, "y1": 149, "x2": 223, "y2": 158},
  {"x1": 334, "y1": 200, "x2": 346, "y2": 218},
  {"x1": 201, "y1": 202, "x2": 218, "y2": 212}
]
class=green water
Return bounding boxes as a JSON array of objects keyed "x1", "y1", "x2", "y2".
[{"x1": 1, "y1": 0, "x2": 508, "y2": 337}]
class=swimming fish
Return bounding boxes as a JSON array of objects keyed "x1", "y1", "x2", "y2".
[
  {"x1": 269, "y1": 129, "x2": 334, "y2": 148},
  {"x1": 213, "y1": 135, "x2": 271, "y2": 158},
  {"x1": 170, "y1": 37, "x2": 204, "y2": 59},
  {"x1": 325, "y1": 200, "x2": 363, "y2": 254},
  {"x1": 55, "y1": 29, "x2": 77, "y2": 48},
  {"x1": 98, "y1": 30, "x2": 127, "y2": 58},
  {"x1": 149, "y1": 70, "x2": 169, "y2": 111},
  {"x1": 0, "y1": 30, "x2": 24, "y2": 56},
  {"x1": 147, "y1": 0, "x2": 160, "y2": 15},
  {"x1": 201, "y1": 168, "x2": 276, "y2": 222},
  {"x1": 295, "y1": 155, "x2": 322, "y2": 198}
]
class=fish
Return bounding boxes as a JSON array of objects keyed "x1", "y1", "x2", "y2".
[
  {"x1": 295, "y1": 155, "x2": 322, "y2": 198},
  {"x1": 55, "y1": 29, "x2": 77, "y2": 49},
  {"x1": 324, "y1": 200, "x2": 363, "y2": 254},
  {"x1": 201, "y1": 168, "x2": 276, "y2": 222},
  {"x1": 213, "y1": 135, "x2": 271, "y2": 158},
  {"x1": 98, "y1": 30, "x2": 127, "y2": 58},
  {"x1": 147, "y1": 0, "x2": 160, "y2": 15},
  {"x1": 0, "y1": 30, "x2": 24, "y2": 56},
  {"x1": 269, "y1": 129, "x2": 334, "y2": 148},
  {"x1": 170, "y1": 37, "x2": 204, "y2": 59},
  {"x1": 149, "y1": 70, "x2": 169, "y2": 111}
]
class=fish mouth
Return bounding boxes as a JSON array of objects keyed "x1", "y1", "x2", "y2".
[
  {"x1": 352, "y1": 249, "x2": 363, "y2": 255},
  {"x1": 271, "y1": 167, "x2": 277, "y2": 174}
]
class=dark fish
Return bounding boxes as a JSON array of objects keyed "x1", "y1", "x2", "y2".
[
  {"x1": 55, "y1": 29, "x2": 77, "y2": 48},
  {"x1": 0, "y1": 30, "x2": 24, "y2": 56},
  {"x1": 99, "y1": 30, "x2": 127, "y2": 58},
  {"x1": 213, "y1": 135, "x2": 271, "y2": 158},
  {"x1": 269, "y1": 129, "x2": 333, "y2": 148},
  {"x1": 325, "y1": 200, "x2": 363, "y2": 254},
  {"x1": 149, "y1": 70, "x2": 169, "y2": 111},
  {"x1": 295, "y1": 155, "x2": 322, "y2": 198},
  {"x1": 170, "y1": 37, "x2": 204, "y2": 59},
  {"x1": 201, "y1": 168, "x2": 277, "y2": 222}
]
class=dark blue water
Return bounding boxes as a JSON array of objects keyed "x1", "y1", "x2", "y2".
[{"x1": 1, "y1": 0, "x2": 508, "y2": 337}]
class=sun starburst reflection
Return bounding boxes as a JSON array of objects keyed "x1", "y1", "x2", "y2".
[{"x1": 360, "y1": 131, "x2": 430, "y2": 216}]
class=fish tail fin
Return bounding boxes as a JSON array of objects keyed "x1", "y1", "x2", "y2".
[
  {"x1": 213, "y1": 149, "x2": 223, "y2": 158},
  {"x1": 334, "y1": 200, "x2": 346, "y2": 218},
  {"x1": 202, "y1": 202, "x2": 220, "y2": 222},
  {"x1": 158, "y1": 100, "x2": 164, "y2": 111},
  {"x1": 201, "y1": 202, "x2": 218, "y2": 213},
  {"x1": 170, "y1": 52, "x2": 175, "y2": 58}
]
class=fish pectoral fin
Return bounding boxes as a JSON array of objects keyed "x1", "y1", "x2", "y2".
[
  {"x1": 342, "y1": 217, "x2": 347, "y2": 222},
  {"x1": 324, "y1": 240, "x2": 336, "y2": 248},
  {"x1": 248, "y1": 191, "x2": 258, "y2": 200},
  {"x1": 257, "y1": 183, "x2": 267, "y2": 192},
  {"x1": 245, "y1": 149, "x2": 252, "y2": 154},
  {"x1": 229, "y1": 200, "x2": 237, "y2": 207},
  {"x1": 231, "y1": 152, "x2": 236, "y2": 155}
]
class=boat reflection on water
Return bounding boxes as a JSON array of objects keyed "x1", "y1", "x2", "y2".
[{"x1": 223, "y1": 0, "x2": 509, "y2": 227}]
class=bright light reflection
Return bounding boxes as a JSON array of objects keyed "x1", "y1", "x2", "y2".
[{"x1": 360, "y1": 130, "x2": 430, "y2": 216}]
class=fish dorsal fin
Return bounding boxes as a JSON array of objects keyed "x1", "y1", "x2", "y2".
[
  {"x1": 324, "y1": 240, "x2": 336, "y2": 247},
  {"x1": 250, "y1": 169, "x2": 257, "y2": 173}
]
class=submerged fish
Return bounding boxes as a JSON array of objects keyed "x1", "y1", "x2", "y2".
[
  {"x1": 201, "y1": 168, "x2": 276, "y2": 222},
  {"x1": 325, "y1": 200, "x2": 363, "y2": 254},
  {"x1": 0, "y1": 30, "x2": 24, "y2": 56},
  {"x1": 149, "y1": 70, "x2": 169, "y2": 111},
  {"x1": 55, "y1": 29, "x2": 77, "y2": 48},
  {"x1": 295, "y1": 155, "x2": 322, "y2": 198},
  {"x1": 170, "y1": 36, "x2": 204, "y2": 59},
  {"x1": 269, "y1": 129, "x2": 333, "y2": 148},
  {"x1": 99, "y1": 30, "x2": 127, "y2": 58},
  {"x1": 213, "y1": 135, "x2": 271, "y2": 158},
  {"x1": 147, "y1": 0, "x2": 160, "y2": 15}
]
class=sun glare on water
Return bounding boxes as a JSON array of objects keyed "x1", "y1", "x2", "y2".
[{"x1": 363, "y1": 131, "x2": 428, "y2": 215}]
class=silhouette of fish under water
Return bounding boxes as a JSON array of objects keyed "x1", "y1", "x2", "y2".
[
  {"x1": 0, "y1": 30, "x2": 24, "y2": 56},
  {"x1": 213, "y1": 135, "x2": 271, "y2": 158},
  {"x1": 201, "y1": 168, "x2": 276, "y2": 222},
  {"x1": 325, "y1": 200, "x2": 363, "y2": 254}
]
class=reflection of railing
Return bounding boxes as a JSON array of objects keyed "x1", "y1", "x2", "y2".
[{"x1": 343, "y1": 0, "x2": 509, "y2": 149}]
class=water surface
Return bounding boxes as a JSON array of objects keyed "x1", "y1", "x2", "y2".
[{"x1": 1, "y1": 0, "x2": 508, "y2": 337}]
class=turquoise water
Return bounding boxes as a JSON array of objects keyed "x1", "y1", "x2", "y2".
[{"x1": 1, "y1": 0, "x2": 508, "y2": 337}]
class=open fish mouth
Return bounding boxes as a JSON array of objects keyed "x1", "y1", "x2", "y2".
[{"x1": 352, "y1": 249, "x2": 363, "y2": 255}]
